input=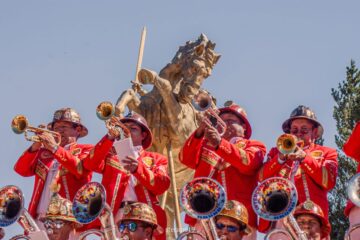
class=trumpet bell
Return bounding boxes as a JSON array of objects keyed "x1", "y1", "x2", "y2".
[
  {"x1": 11, "y1": 115, "x2": 28, "y2": 134},
  {"x1": 277, "y1": 134, "x2": 298, "y2": 155},
  {"x1": 72, "y1": 182, "x2": 106, "y2": 224},
  {"x1": 0, "y1": 185, "x2": 24, "y2": 227},
  {"x1": 192, "y1": 91, "x2": 213, "y2": 112},
  {"x1": 96, "y1": 101, "x2": 115, "y2": 121},
  {"x1": 347, "y1": 173, "x2": 360, "y2": 207},
  {"x1": 252, "y1": 177, "x2": 298, "y2": 221},
  {"x1": 180, "y1": 177, "x2": 226, "y2": 220}
]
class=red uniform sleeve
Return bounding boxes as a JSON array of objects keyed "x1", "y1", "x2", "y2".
[
  {"x1": 215, "y1": 139, "x2": 266, "y2": 175},
  {"x1": 83, "y1": 135, "x2": 114, "y2": 173},
  {"x1": 133, "y1": 154, "x2": 170, "y2": 195},
  {"x1": 343, "y1": 122, "x2": 360, "y2": 161},
  {"x1": 257, "y1": 148, "x2": 285, "y2": 182},
  {"x1": 53, "y1": 145, "x2": 93, "y2": 179},
  {"x1": 13, "y1": 148, "x2": 38, "y2": 177},
  {"x1": 179, "y1": 131, "x2": 204, "y2": 169},
  {"x1": 300, "y1": 148, "x2": 338, "y2": 190}
]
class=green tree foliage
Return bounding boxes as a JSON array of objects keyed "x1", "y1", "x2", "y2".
[{"x1": 330, "y1": 60, "x2": 360, "y2": 239}]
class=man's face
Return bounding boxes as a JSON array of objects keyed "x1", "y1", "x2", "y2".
[
  {"x1": 289, "y1": 119, "x2": 317, "y2": 146},
  {"x1": 44, "y1": 219, "x2": 74, "y2": 240},
  {"x1": 124, "y1": 122, "x2": 147, "y2": 147},
  {"x1": 220, "y1": 113, "x2": 246, "y2": 140},
  {"x1": 52, "y1": 121, "x2": 81, "y2": 146},
  {"x1": 296, "y1": 214, "x2": 322, "y2": 240},
  {"x1": 119, "y1": 220, "x2": 153, "y2": 240},
  {"x1": 215, "y1": 216, "x2": 245, "y2": 240}
]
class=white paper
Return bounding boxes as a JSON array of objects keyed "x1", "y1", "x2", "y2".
[{"x1": 113, "y1": 137, "x2": 139, "y2": 165}]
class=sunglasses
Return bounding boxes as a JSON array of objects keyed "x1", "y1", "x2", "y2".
[
  {"x1": 119, "y1": 222, "x2": 143, "y2": 232},
  {"x1": 215, "y1": 223, "x2": 243, "y2": 233},
  {"x1": 44, "y1": 219, "x2": 66, "y2": 229}
]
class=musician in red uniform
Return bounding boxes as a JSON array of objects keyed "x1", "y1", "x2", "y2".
[
  {"x1": 342, "y1": 121, "x2": 360, "y2": 239},
  {"x1": 180, "y1": 102, "x2": 266, "y2": 239},
  {"x1": 13, "y1": 108, "x2": 92, "y2": 228},
  {"x1": 83, "y1": 112, "x2": 170, "y2": 240},
  {"x1": 257, "y1": 105, "x2": 338, "y2": 235}
]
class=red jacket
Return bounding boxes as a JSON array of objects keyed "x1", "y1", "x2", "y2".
[
  {"x1": 14, "y1": 143, "x2": 93, "y2": 218},
  {"x1": 343, "y1": 122, "x2": 360, "y2": 216},
  {"x1": 257, "y1": 143, "x2": 338, "y2": 232},
  {"x1": 83, "y1": 136, "x2": 170, "y2": 240},
  {"x1": 179, "y1": 132, "x2": 266, "y2": 228}
]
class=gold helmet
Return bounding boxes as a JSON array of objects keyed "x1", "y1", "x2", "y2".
[
  {"x1": 43, "y1": 193, "x2": 77, "y2": 223},
  {"x1": 47, "y1": 108, "x2": 88, "y2": 137},
  {"x1": 216, "y1": 200, "x2": 252, "y2": 235},
  {"x1": 117, "y1": 202, "x2": 163, "y2": 235}
]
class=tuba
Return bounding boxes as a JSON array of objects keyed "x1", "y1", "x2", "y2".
[
  {"x1": 192, "y1": 91, "x2": 227, "y2": 136},
  {"x1": 252, "y1": 177, "x2": 308, "y2": 240},
  {"x1": 178, "y1": 177, "x2": 227, "y2": 240},
  {"x1": 0, "y1": 185, "x2": 47, "y2": 239},
  {"x1": 11, "y1": 115, "x2": 61, "y2": 145},
  {"x1": 96, "y1": 102, "x2": 130, "y2": 139}
]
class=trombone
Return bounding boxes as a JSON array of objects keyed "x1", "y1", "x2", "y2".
[
  {"x1": 192, "y1": 91, "x2": 227, "y2": 136},
  {"x1": 11, "y1": 115, "x2": 61, "y2": 145},
  {"x1": 96, "y1": 101, "x2": 130, "y2": 139}
]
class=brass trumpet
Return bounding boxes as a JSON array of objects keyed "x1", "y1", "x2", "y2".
[
  {"x1": 11, "y1": 115, "x2": 61, "y2": 145},
  {"x1": 96, "y1": 101, "x2": 130, "y2": 138},
  {"x1": 192, "y1": 91, "x2": 227, "y2": 136},
  {"x1": 276, "y1": 134, "x2": 303, "y2": 155}
]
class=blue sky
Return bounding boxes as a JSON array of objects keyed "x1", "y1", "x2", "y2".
[{"x1": 1, "y1": 1, "x2": 359, "y2": 238}]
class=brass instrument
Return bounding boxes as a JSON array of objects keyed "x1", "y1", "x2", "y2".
[
  {"x1": 347, "y1": 173, "x2": 360, "y2": 207},
  {"x1": 345, "y1": 173, "x2": 360, "y2": 239},
  {"x1": 96, "y1": 102, "x2": 130, "y2": 138},
  {"x1": 177, "y1": 230, "x2": 207, "y2": 240},
  {"x1": 192, "y1": 91, "x2": 226, "y2": 136},
  {"x1": 276, "y1": 134, "x2": 302, "y2": 155},
  {"x1": 73, "y1": 182, "x2": 120, "y2": 240},
  {"x1": 345, "y1": 223, "x2": 360, "y2": 240},
  {"x1": 178, "y1": 177, "x2": 227, "y2": 240},
  {"x1": 0, "y1": 185, "x2": 47, "y2": 240},
  {"x1": 252, "y1": 177, "x2": 308, "y2": 240},
  {"x1": 11, "y1": 115, "x2": 61, "y2": 145}
]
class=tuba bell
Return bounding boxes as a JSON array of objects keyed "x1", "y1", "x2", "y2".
[
  {"x1": 0, "y1": 186, "x2": 46, "y2": 239},
  {"x1": 11, "y1": 115, "x2": 61, "y2": 145},
  {"x1": 192, "y1": 91, "x2": 227, "y2": 136},
  {"x1": 252, "y1": 177, "x2": 308, "y2": 240},
  {"x1": 178, "y1": 177, "x2": 227, "y2": 240},
  {"x1": 0, "y1": 185, "x2": 24, "y2": 227},
  {"x1": 73, "y1": 182, "x2": 121, "y2": 240}
]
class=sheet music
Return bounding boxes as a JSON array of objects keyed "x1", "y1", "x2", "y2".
[{"x1": 113, "y1": 137, "x2": 139, "y2": 164}]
